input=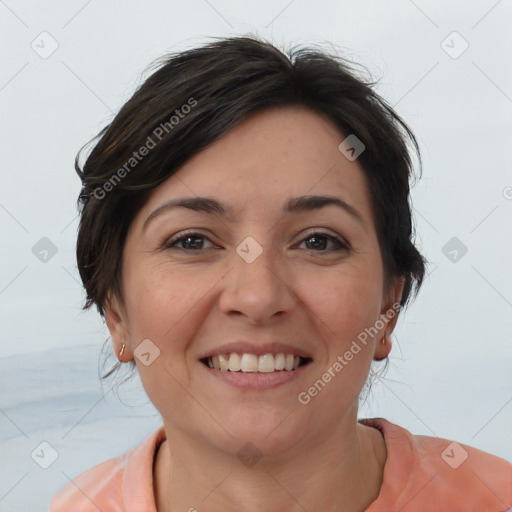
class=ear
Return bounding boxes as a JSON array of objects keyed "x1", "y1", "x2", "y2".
[
  {"x1": 103, "y1": 292, "x2": 132, "y2": 362},
  {"x1": 374, "y1": 276, "x2": 406, "y2": 361}
]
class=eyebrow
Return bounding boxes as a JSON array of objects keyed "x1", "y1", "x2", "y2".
[{"x1": 142, "y1": 194, "x2": 365, "y2": 232}]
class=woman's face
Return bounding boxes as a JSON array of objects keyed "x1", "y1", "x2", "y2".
[{"x1": 106, "y1": 106, "x2": 403, "y2": 456}]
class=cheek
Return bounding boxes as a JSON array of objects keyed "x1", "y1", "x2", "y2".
[
  {"x1": 124, "y1": 268, "x2": 205, "y2": 409},
  {"x1": 306, "y1": 271, "x2": 380, "y2": 402},
  {"x1": 123, "y1": 263, "x2": 217, "y2": 351},
  {"x1": 301, "y1": 264, "x2": 382, "y2": 344}
]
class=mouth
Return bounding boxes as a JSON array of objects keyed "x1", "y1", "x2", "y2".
[{"x1": 200, "y1": 353, "x2": 313, "y2": 373}]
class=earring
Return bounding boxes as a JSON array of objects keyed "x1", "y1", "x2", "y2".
[
  {"x1": 119, "y1": 344, "x2": 125, "y2": 357},
  {"x1": 373, "y1": 338, "x2": 387, "y2": 361}
]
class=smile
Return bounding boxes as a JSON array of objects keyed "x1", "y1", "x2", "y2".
[{"x1": 201, "y1": 353, "x2": 313, "y2": 373}]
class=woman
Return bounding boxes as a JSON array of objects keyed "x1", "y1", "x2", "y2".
[{"x1": 49, "y1": 36, "x2": 512, "y2": 512}]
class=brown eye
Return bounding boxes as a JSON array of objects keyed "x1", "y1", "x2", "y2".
[
  {"x1": 299, "y1": 231, "x2": 350, "y2": 252},
  {"x1": 164, "y1": 231, "x2": 214, "y2": 251}
]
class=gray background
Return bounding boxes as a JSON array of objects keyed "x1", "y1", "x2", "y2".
[{"x1": 1, "y1": 0, "x2": 511, "y2": 510}]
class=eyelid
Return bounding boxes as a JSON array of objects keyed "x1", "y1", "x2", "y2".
[
  {"x1": 163, "y1": 228, "x2": 351, "y2": 252},
  {"x1": 298, "y1": 229, "x2": 351, "y2": 250},
  {"x1": 163, "y1": 229, "x2": 216, "y2": 248}
]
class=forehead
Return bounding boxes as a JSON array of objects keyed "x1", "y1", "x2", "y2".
[{"x1": 137, "y1": 106, "x2": 374, "y2": 226}]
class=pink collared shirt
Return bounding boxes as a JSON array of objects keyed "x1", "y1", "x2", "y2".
[{"x1": 49, "y1": 418, "x2": 512, "y2": 512}]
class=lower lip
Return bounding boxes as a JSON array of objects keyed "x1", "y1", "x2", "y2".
[{"x1": 201, "y1": 361, "x2": 311, "y2": 390}]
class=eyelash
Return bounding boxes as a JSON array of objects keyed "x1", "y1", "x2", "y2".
[{"x1": 163, "y1": 229, "x2": 350, "y2": 253}]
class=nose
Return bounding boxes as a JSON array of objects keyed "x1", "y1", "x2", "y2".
[{"x1": 218, "y1": 240, "x2": 296, "y2": 324}]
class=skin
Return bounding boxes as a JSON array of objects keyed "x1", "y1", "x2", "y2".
[{"x1": 104, "y1": 105, "x2": 405, "y2": 512}]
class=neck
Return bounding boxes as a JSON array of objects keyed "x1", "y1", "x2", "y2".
[{"x1": 154, "y1": 413, "x2": 387, "y2": 512}]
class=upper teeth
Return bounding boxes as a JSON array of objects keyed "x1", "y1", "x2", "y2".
[{"x1": 206, "y1": 353, "x2": 302, "y2": 372}]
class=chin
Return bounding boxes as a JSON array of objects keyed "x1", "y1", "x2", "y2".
[{"x1": 211, "y1": 403, "x2": 313, "y2": 458}]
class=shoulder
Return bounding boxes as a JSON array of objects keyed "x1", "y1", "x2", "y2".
[
  {"x1": 48, "y1": 454, "x2": 125, "y2": 512},
  {"x1": 48, "y1": 426, "x2": 166, "y2": 512},
  {"x1": 362, "y1": 417, "x2": 512, "y2": 512}
]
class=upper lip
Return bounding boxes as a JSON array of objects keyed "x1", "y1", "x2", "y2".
[{"x1": 198, "y1": 341, "x2": 313, "y2": 360}]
